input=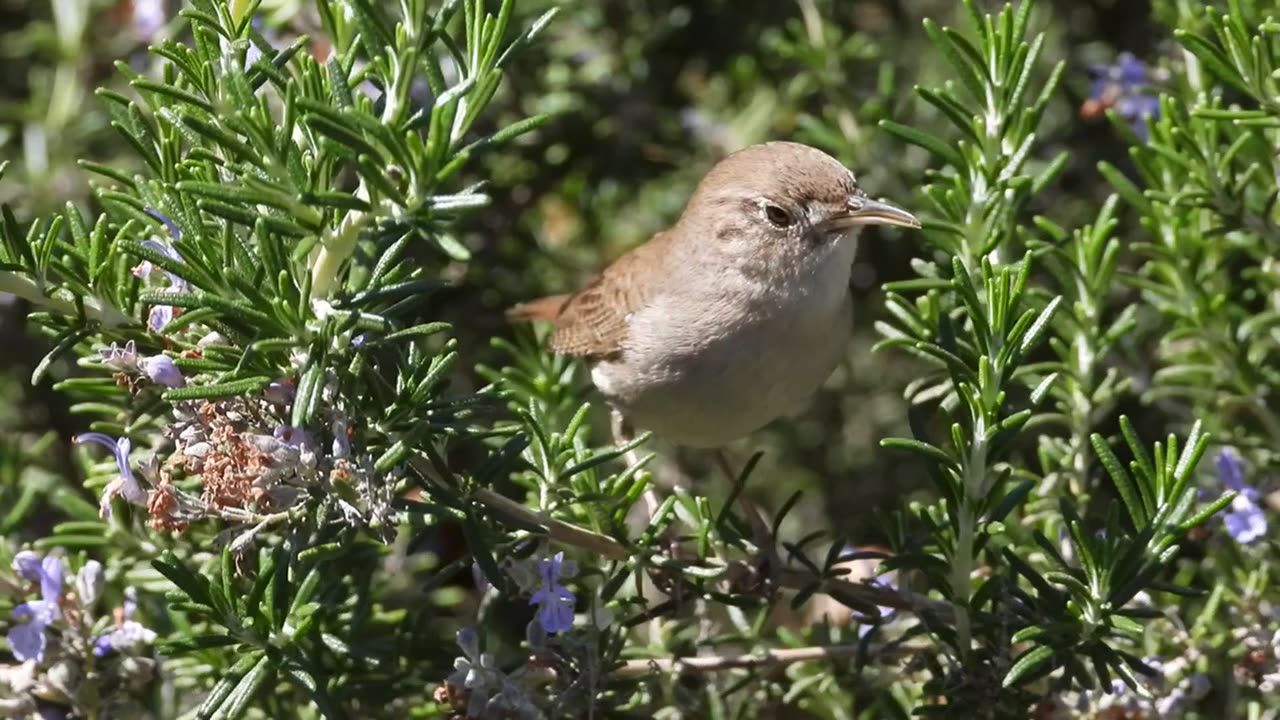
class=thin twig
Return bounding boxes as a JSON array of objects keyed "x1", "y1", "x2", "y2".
[
  {"x1": 521, "y1": 641, "x2": 929, "y2": 682},
  {"x1": 475, "y1": 488, "x2": 628, "y2": 561},
  {"x1": 617, "y1": 644, "x2": 859, "y2": 675},
  {"x1": 469, "y1": 486, "x2": 954, "y2": 621}
]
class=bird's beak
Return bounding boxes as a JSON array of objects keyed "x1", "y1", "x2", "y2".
[{"x1": 821, "y1": 197, "x2": 921, "y2": 231}]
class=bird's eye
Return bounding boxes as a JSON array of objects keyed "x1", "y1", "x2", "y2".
[{"x1": 764, "y1": 204, "x2": 793, "y2": 227}]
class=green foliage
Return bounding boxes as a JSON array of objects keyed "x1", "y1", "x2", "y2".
[{"x1": 0, "y1": 0, "x2": 1277, "y2": 718}]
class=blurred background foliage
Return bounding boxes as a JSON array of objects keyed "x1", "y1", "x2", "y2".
[{"x1": 0, "y1": 0, "x2": 1165, "y2": 547}]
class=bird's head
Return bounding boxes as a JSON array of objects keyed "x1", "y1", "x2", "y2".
[{"x1": 680, "y1": 142, "x2": 919, "y2": 276}]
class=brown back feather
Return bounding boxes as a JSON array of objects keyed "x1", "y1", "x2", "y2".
[
  {"x1": 507, "y1": 231, "x2": 673, "y2": 359},
  {"x1": 505, "y1": 294, "x2": 571, "y2": 322}
]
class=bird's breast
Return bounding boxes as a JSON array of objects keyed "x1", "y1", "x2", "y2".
[{"x1": 592, "y1": 272, "x2": 854, "y2": 448}]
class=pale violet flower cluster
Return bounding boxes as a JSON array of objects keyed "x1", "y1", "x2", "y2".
[
  {"x1": 72, "y1": 433, "x2": 147, "y2": 519},
  {"x1": 142, "y1": 355, "x2": 185, "y2": 388},
  {"x1": 438, "y1": 550, "x2": 612, "y2": 717},
  {"x1": 1228, "y1": 620, "x2": 1280, "y2": 693},
  {"x1": 447, "y1": 628, "x2": 502, "y2": 715},
  {"x1": 1217, "y1": 449, "x2": 1267, "y2": 545},
  {"x1": 92, "y1": 589, "x2": 157, "y2": 657},
  {"x1": 134, "y1": 209, "x2": 188, "y2": 332},
  {"x1": 98, "y1": 340, "x2": 186, "y2": 388},
  {"x1": 7, "y1": 552, "x2": 64, "y2": 663},
  {"x1": 1037, "y1": 654, "x2": 1211, "y2": 718},
  {"x1": 127, "y1": 0, "x2": 166, "y2": 40},
  {"x1": 1086, "y1": 53, "x2": 1162, "y2": 140},
  {"x1": 3, "y1": 552, "x2": 157, "y2": 717},
  {"x1": 529, "y1": 552, "x2": 576, "y2": 635},
  {"x1": 496, "y1": 551, "x2": 583, "y2": 638},
  {"x1": 443, "y1": 628, "x2": 538, "y2": 720}
]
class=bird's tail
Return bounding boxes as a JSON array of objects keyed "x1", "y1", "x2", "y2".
[{"x1": 505, "y1": 293, "x2": 570, "y2": 322}]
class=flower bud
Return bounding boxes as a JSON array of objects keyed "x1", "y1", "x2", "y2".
[
  {"x1": 142, "y1": 355, "x2": 186, "y2": 388},
  {"x1": 74, "y1": 561, "x2": 104, "y2": 608}
]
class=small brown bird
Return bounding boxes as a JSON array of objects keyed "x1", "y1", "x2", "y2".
[{"x1": 510, "y1": 141, "x2": 919, "y2": 455}]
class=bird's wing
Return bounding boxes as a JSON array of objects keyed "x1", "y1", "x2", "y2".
[
  {"x1": 515, "y1": 231, "x2": 673, "y2": 360},
  {"x1": 505, "y1": 294, "x2": 571, "y2": 322}
]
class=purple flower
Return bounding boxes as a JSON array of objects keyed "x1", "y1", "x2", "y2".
[
  {"x1": 131, "y1": 240, "x2": 182, "y2": 282},
  {"x1": 331, "y1": 417, "x2": 351, "y2": 459},
  {"x1": 447, "y1": 627, "x2": 501, "y2": 717},
  {"x1": 97, "y1": 343, "x2": 186, "y2": 388},
  {"x1": 1217, "y1": 449, "x2": 1267, "y2": 545},
  {"x1": 148, "y1": 304, "x2": 175, "y2": 332},
  {"x1": 144, "y1": 208, "x2": 181, "y2": 244},
  {"x1": 142, "y1": 354, "x2": 186, "y2": 388},
  {"x1": 1086, "y1": 53, "x2": 1160, "y2": 140},
  {"x1": 244, "y1": 17, "x2": 275, "y2": 68},
  {"x1": 1156, "y1": 688, "x2": 1189, "y2": 716},
  {"x1": 130, "y1": 0, "x2": 166, "y2": 39},
  {"x1": 7, "y1": 554, "x2": 63, "y2": 663},
  {"x1": 843, "y1": 548, "x2": 898, "y2": 638},
  {"x1": 73, "y1": 433, "x2": 147, "y2": 519},
  {"x1": 13, "y1": 551, "x2": 44, "y2": 583},
  {"x1": 272, "y1": 425, "x2": 315, "y2": 449},
  {"x1": 136, "y1": 209, "x2": 188, "y2": 333},
  {"x1": 529, "y1": 552, "x2": 576, "y2": 634},
  {"x1": 75, "y1": 560, "x2": 104, "y2": 608},
  {"x1": 264, "y1": 378, "x2": 295, "y2": 405},
  {"x1": 93, "y1": 588, "x2": 156, "y2": 657},
  {"x1": 134, "y1": 211, "x2": 185, "y2": 286},
  {"x1": 1218, "y1": 449, "x2": 1246, "y2": 490},
  {"x1": 98, "y1": 341, "x2": 141, "y2": 372}
]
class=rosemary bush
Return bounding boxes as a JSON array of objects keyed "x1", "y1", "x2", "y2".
[{"x1": 1, "y1": 0, "x2": 1278, "y2": 718}]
